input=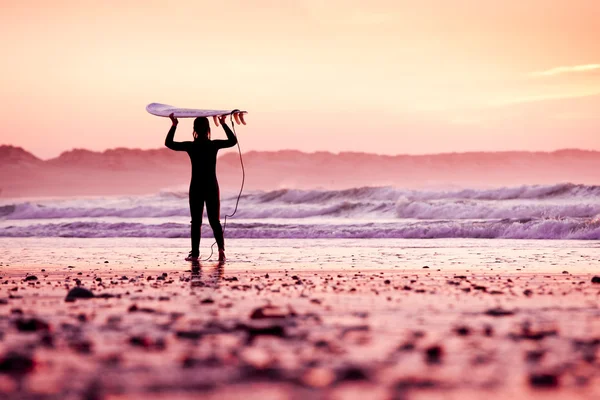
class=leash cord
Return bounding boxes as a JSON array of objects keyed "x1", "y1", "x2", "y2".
[{"x1": 203, "y1": 111, "x2": 245, "y2": 261}]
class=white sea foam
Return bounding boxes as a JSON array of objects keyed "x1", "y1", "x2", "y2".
[{"x1": 1, "y1": 184, "x2": 599, "y2": 239}]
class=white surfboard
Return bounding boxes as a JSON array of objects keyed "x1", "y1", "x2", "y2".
[{"x1": 146, "y1": 103, "x2": 247, "y2": 126}]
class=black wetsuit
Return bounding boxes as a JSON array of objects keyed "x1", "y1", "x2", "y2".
[{"x1": 165, "y1": 123, "x2": 237, "y2": 256}]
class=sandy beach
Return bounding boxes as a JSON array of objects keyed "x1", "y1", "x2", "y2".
[
  {"x1": 3, "y1": 0, "x2": 600, "y2": 398},
  {"x1": 0, "y1": 238, "x2": 598, "y2": 399}
]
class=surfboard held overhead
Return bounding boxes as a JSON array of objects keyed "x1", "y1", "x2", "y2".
[{"x1": 146, "y1": 103, "x2": 247, "y2": 126}]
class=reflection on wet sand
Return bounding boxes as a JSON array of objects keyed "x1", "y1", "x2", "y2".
[{"x1": 190, "y1": 261, "x2": 224, "y2": 288}]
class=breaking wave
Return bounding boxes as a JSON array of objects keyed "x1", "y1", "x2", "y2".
[
  {"x1": 1, "y1": 183, "x2": 599, "y2": 239},
  {"x1": 2, "y1": 183, "x2": 600, "y2": 221},
  {"x1": 1, "y1": 218, "x2": 599, "y2": 239}
]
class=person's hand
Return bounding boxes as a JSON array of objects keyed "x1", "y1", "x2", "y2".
[
  {"x1": 218, "y1": 114, "x2": 228, "y2": 125},
  {"x1": 169, "y1": 113, "x2": 178, "y2": 126}
]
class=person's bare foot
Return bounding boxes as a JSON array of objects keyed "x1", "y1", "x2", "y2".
[{"x1": 218, "y1": 250, "x2": 226, "y2": 263}]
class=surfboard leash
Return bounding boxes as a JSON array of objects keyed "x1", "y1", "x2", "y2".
[{"x1": 203, "y1": 110, "x2": 245, "y2": 261}]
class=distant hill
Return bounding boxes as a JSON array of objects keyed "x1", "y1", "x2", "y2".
[
  {"x1": 1, "y1": 145, "x2": 600, "y2": 197},
  {"x1": 0, "y1": 145, "x2": 42, "y2": 166}
]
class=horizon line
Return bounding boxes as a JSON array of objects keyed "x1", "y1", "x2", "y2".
[{"x1": 2, "y1": 144, "x2": 600, "y2": 162}]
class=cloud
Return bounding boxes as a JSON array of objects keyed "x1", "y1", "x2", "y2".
[{"x1": 530, "y1": 64, "x2": 600, "y2": 77}]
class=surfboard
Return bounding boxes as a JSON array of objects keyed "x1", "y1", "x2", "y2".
[{"x1": 146, "y1": 103, "x2": 247, "y2": 126}]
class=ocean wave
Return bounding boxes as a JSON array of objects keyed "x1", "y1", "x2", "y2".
[
  {"x1": 1, "y1": 202, "x2": 191, "y2": 219},
  {"x1": 242, "y1": 183, "x2": 600, "y2": 203},
  {"x1": 2, "y1": 183, "x2": 600, "y2": 221},
  {"x1": 424, "y1": 183, "x2": 600, "y2": 201},
  {"x1": 394, "y1": 200, "x2": 600, "y2": 220},
  {"x1": 7, "y1": 199, "x2": 599, "y2": 221},
  {"x1": 2, "y1": 218, "x2": 599, "y2": 240},
  {"x1": 157, "y1": 183, "x2": 600, "y2": 203}
]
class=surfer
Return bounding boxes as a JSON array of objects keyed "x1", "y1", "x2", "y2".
[{"x1": 165, "y1": 113, "x2": 237, "y2": 262}]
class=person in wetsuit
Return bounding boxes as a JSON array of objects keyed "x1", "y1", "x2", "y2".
[{"x1": 165, "y1": 112, "x2": 237, "y2": 262}]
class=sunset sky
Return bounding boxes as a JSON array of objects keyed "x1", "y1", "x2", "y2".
[{"x1": 1, "y1": 0, "x2": 599, "y2": 159}]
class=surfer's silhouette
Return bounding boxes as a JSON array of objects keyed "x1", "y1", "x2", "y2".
[{"x1": 165, "y1": 113, "x2": 237, "y2": 262}]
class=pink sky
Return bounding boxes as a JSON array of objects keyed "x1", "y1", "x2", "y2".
[{"x1": 1, "y1": 0, "x2": 599, "y2": 159}]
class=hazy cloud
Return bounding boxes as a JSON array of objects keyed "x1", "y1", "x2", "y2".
[{"x1": 530, "y1": 64, "x2": 600, "y2": 77}]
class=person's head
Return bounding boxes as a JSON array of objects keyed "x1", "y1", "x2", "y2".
[{"x1": 193, "y1": 117, "x2": 210, "y2": 141}]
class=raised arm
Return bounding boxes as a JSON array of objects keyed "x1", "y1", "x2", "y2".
[
  {"x1": 213, "y1": 117, "x2": 238, "y2": 149},
  {"x1": 164, "y1": 113, "x2": 191, "y2": 151}
]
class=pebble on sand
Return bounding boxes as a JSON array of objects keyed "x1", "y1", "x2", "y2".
[
  {"x1": 336, "y1": 365, "x2": 369, "y2": 382},
  {"x1": 238, "y1": 322, "x2": 286, "y2": 343},
  {"x1": 591, "y1": 276, "x2": 600, "y2": 284},
  {"x1": 454, "y1": 326, "x2": 471, "y2": 336},
  {"x1": 129, "y1": 335, "x2": 152, "y2": 348},
  {"x1": 0, "y1": 352, "x2": 36, "y2": 376},
  {"x1": 529, "y1": 373, "x2": 560, "y2": 388},
  {"x1": 485, "y1": 308, "x2": 515, "y2": 317},
  {"x1": 15, "y1": 317, "x2": 50, "y2": 332},
  {"x1": 425, "y1": 345, "x2": 443, "y2": 364},
  {"x1": 65, "y1": 287, "x2": 95, "y2": 302},
  {"x1": 250, "y1": 306, "x2": 288, "y2": 320}
]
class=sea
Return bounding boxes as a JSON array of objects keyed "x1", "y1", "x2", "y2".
[{"x1": 1, "y1": 183, "x2": 600, "y2": 240}]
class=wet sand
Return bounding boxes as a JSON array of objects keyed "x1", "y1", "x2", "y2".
[{"x1": 0, "y1": 238, "x2": 599, "y2": 399}]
